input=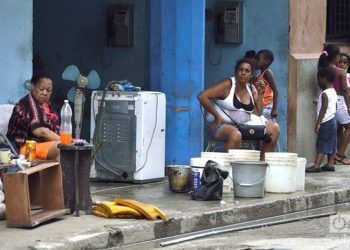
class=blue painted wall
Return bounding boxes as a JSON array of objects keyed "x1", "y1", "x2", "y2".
[
  {"x1": 0, "y1": 1, "x2": 32, "y2": 104},
  {"x1": 205, "y1": 0, "x2": 289, "y2": 151},
  {"x1": 150, "y1": 0, "x2": 205, "y2": 165},
  {"x1": 33, "y1": 0, "x2": 149, "y2": 138}
]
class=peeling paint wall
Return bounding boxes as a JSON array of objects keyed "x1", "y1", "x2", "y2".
[{"x1": 0, "y1": 1, "x2": 33, "y2": 104}]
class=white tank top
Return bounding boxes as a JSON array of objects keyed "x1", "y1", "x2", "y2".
[
  {"x1": 317, "y1": 88, "x2": 337, "y2": 123},
  {"x1": 206, "y1": 77, "x2": 254, "y2": 125}
]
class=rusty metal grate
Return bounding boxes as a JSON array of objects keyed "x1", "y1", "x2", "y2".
[{"x1": 326, "y1": 0, "x2": 350, "y2": 42}]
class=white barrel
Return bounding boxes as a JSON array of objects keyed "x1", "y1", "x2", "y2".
[
  {"x1": 296, "y1": 157, "x2": 307, "y2": 191},
  {"x1": 265, "y1": 152, "x2": 297, "y2": 193}
]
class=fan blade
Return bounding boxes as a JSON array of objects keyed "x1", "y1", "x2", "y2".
[
  {"x1": 86, "y1": 70, "x2": 101, "y2": 89},
  {"x1": 67, "y1": 87, "x2": 76, "y2": 102},
  {"x1": 62, "y1": 65, "x2": 80, "y2": 81}
]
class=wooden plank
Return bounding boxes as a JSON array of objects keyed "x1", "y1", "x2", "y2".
[
  {"x1": 3, "y1": 173, "x2": 31, "y2": 226},
  {"x1": 41, "y1": 165, "x2": 65, "y2": 210},
  {"x1": 6, "y1": 209, "x2": 70, "y2": 228},
  {"x1": 30, "y1": 209, "x2": 70, "y2": 227},
  {"x1": 28, "y1": 172, "x2": 43, "y2": 206},
  {"x1": 21, "y1": 162, "x2": 59, "y2": 175}
]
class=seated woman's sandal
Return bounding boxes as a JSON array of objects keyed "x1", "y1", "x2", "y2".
[{"x1": 334, "y1": 154, "x2": 350, "y2": 165}]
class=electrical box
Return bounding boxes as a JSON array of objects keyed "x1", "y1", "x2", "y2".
[
  {"x1": 215, "y1": 1, "x2": 243, "y2": 44},
  {"x1": 106, "y1": 5, "x2": 134, "y2": 47}
]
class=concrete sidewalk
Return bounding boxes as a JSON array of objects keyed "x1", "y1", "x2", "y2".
[{"x1": 1, "y1": 166, "x2": 350, "y2": 249}]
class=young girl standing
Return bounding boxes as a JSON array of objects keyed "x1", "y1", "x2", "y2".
[
  {"x1": 306, "y1": 67, "x2": 338, "y2": 172},
  {"x1": 256, "y1": 50, "x2": 278, "y2": 121},
  {"x1": 318, "y1": 45, "x2": 350, "y2": 165}
]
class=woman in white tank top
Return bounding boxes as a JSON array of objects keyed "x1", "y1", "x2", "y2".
[{"x1": 198, "y1": 58, "x2": 280, "y2": 160}]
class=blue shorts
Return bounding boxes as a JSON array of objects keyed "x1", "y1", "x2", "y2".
[
  {"x1": 316, "y1": 117, "x2": 337, "y2": 154},
  {"x1": 211, "y1": 123, "x2": 225, "y2": 139}
]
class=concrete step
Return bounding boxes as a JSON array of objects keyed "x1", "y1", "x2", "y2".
[{"x1": 1, "y1": 166, "x2": 350, "y2": 249}]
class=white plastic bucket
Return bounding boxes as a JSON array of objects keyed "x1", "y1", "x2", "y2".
[
  {"x1": 265, "y1": 152, "x2": 297, "y2": 193},
  {"x1": 296, "y1": 157, "x2": 307, "y2": 191},
  {"x1": 229, "y1": 149, "x2": 260, "y2": 161}
]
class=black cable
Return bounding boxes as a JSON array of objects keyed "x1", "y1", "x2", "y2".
[
  {"x1": 92, "y1": 83, "x2": 126, "y2": 177},
  {"x1": 207, "y1": 35, "x2": 222, "y2": 67},
  {"x1": 100, "y1": 36, "x2": 113, "y2": 68}
]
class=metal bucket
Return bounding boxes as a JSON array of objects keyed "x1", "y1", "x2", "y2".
[
  {"x1": 231, "y1": 161, "x2": 269, "y2": 198},
  {"x1": 167, "y1": 165, "x2": 192, "y2": 193}
]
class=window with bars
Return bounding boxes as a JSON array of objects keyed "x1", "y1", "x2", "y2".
[{"x1": 326, "y1": 0, "x2": 350, "y2": 42}]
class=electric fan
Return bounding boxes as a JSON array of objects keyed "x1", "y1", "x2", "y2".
[
  {"x1": 62, "y1": 65, "x2": 101, "y2": 139},
  {"x1": 23, "y1": 80, "x2": 32, "y2": 91}
]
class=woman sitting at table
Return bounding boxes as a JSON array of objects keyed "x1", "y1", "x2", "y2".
[
  {"x1": 197, "y1": 57, "x2": 280, "y2": 160},
  {"x1": 7, "y1": 71, "x2": 60, "y2": 160}
]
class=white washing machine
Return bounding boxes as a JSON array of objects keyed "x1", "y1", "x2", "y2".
[{"x1": 90, "y1": 90, "x2": 166, "y2": 183}]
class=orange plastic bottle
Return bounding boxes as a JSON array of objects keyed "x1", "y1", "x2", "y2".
[
  {"x1": 60, "y1": 133, "x2": 72, "y2": 144},
  {"x1": 60, "y1": 100, "x2": 73, "y2": 144}
]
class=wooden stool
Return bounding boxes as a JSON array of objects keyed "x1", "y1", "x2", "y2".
[{"x1": 59, "y1": 144, "x2": 93, "y2": 216}]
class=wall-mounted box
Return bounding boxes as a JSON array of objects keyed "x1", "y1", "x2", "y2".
[
  {"x1": 106, "y1": 5, "x2": 134, "y2": 47},
  {"x1": 215, "y1": 1, "x2": 243, "y2": 44}
]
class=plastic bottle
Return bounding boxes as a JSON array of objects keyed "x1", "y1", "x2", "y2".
[{"x1": 60, "y1": 100, "x2": 73, "y2": 144}]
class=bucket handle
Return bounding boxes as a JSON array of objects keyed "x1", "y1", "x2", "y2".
[{"x1": 231, "y1": 165, "x2": 270, "y2": 187}]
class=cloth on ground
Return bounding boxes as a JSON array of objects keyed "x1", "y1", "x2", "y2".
[
  {"x1": 92, "y1": 201, "x2": 143, "y2": 219},
  {"x1": 92, "y1": 198, "x2": 169, "y2": 222}
]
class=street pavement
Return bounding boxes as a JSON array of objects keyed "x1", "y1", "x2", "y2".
[
  {"x1": 0, "y1": 165, "x2": 350, "y2": 249},
  {"x1": 161, "y1": 214, "x2": 350, "y2": 250}
]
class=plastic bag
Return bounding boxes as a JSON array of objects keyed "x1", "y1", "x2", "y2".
[{"x1": 191, "y1": 160, "x2": 228, "y2": 201}]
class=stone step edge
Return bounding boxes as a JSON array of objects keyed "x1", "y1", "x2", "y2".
[{"x1": 31, "y1": 188, "x2": 350, "y2": 250}]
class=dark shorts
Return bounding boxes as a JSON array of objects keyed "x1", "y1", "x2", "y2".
[{"x1": 316, "y1": 117, "x2": 337, "y2": 154}]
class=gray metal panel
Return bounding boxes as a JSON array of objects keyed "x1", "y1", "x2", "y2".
[{"x1": 94, "y1": 100, "x2": 136, "y2": 181}]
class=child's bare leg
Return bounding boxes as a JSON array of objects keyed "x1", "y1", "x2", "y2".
[
  {"x1": 327, "y1": 154, "x2": 335, "y2": 167},
  {"x1": 314, "y1": 153, "x2": 324, "y2": 168}
]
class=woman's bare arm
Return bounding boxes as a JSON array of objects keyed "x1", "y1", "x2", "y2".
[
  {"x1": 32, "y1": 127, "x2": 60, "y2": 141},
  {"x1": 197, "y1": 78, "x2": 232, "y2": 128}
]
